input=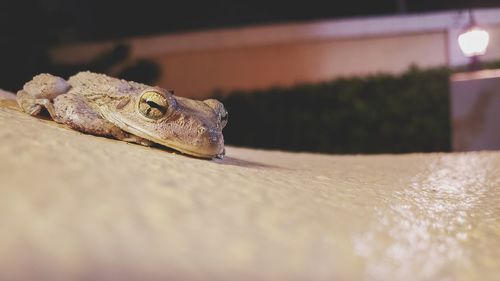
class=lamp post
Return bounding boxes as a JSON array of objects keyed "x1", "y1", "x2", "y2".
[{"x1": 457, "y1": 10, "x2": 490, "y2": 71}]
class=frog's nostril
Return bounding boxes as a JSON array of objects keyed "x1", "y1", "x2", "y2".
[
  {"x1": 220, "y1": 110, "x2": 228, "y2": 127},
  {"x1": 208, "y1": 128, "x2": 222, "y2": 143}
]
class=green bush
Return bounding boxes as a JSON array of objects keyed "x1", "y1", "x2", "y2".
[{"x1": 217, "y1": 67, "x2": 452, "y2": 154}]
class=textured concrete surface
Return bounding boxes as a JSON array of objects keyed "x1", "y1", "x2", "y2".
[
  {"x1": 0, "y1": 103, "x2": 499, "y2": 281},
  {"x1": 0, "y1": 88, "x2": 16, "y2": 100}
]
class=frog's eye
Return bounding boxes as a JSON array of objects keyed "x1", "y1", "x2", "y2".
[{"x1": 138, "y1": 90, "x2": 168, "y2": 119}]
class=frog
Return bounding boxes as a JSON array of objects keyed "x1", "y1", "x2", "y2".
[{"x1": 16, "y1": 71, "x2": 228, "y2": 159}]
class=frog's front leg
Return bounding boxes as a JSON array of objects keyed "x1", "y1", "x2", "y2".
[
  {"x1": 53, "y1": 93, "x2": 153, "y2": 146},
  {"x1": 16, "y1": 73, "x2": 71, "y2": 121}
]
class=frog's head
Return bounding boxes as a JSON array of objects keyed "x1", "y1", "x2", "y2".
[{"x1": 107, "y1": 88, "x2": 227, "y2": 159}]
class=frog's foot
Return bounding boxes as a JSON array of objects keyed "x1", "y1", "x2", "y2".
[
  {"x1": 23, "y1": 73, "x2": 70, "y2": 100},
  {"x1": 16, "y1": 90, "x2": 61, "y2": 121},
  {"x1": 16, "y1": 74, "x2": 70, "y2": 121},
  {"x1": 215, "y1": 148, "x2": 225, "y2": 159}
]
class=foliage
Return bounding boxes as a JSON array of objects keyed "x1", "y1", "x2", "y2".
[{"x1": 218, "y1": 67, "x2": 452, "y2": 154}]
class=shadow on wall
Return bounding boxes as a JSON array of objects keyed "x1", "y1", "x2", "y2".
[
  {"x1": 50, "y1": 44, "x2": 161, "y2": 87},
  {"x1": 1, "y1": 42, "x2": 160, "y2": 92}
]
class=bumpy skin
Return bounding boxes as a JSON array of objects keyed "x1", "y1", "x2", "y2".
[
  {"x1": 16, "y1": 72, "x2": 227, "y2": 159},
  {"x1": 53, "y1": 93, "x2": 153, "y2": 146}
]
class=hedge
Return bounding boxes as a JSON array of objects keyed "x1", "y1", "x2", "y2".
[{"x1": 217, "y1": 67, "x2": 452, "y2": 154}]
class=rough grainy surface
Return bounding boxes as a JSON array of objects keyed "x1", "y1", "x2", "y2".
[
  {"x1": 0, "y1": 89, "x2": 16, "y2": 100},
  {"x1": 0, "y1": 103, "x2": 499, "y2": 281}
]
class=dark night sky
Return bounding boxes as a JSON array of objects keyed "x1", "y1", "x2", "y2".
[{"x1": 2, "y1": 0, "x2": 500, "y2": 43}]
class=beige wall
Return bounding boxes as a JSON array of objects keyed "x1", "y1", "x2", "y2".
[
  {"x1": 484, "y1": 26, "x2": 500, "y2": 62},
  {"x1": 450, "y1": 70, "x2": 500, "y2": 151},
  {"x1": 154, "y1": 32, "x2": 447, "y2": 98},
  {"x1": 51, "y1": 9, "x2": 500, "y2": 99}
]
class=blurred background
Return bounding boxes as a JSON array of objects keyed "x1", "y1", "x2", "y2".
[{"x1": 2, "y1": 0, "x2": 500, "y2": 154}]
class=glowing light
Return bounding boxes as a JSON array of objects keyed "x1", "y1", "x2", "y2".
[{"x1": 458, "y1": 28, "x2": 490, "y2": 57}]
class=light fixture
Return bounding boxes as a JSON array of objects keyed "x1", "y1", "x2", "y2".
[
  {"x1": 458, "y1": 10, "x2": 490, "y2": 70},
  {"x1": 458, "y1": 28, "x2": 490, "y2": 57}
]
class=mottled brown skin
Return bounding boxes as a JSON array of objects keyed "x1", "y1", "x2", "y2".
[{"x1": 16, "y1": 72, "x2": 228, "y2": 158}]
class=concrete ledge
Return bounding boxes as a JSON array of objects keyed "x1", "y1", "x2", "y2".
[{"x1": 0, "y1": 104, "x2": 499, "y2": 280}]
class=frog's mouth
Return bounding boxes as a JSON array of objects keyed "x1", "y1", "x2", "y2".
[
  {"x1": 106, "y1": 112, "x2": 223, "y2": 159},
  {"x1": 143, "y1": 133, "x2": 223, "y2": 159}
]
